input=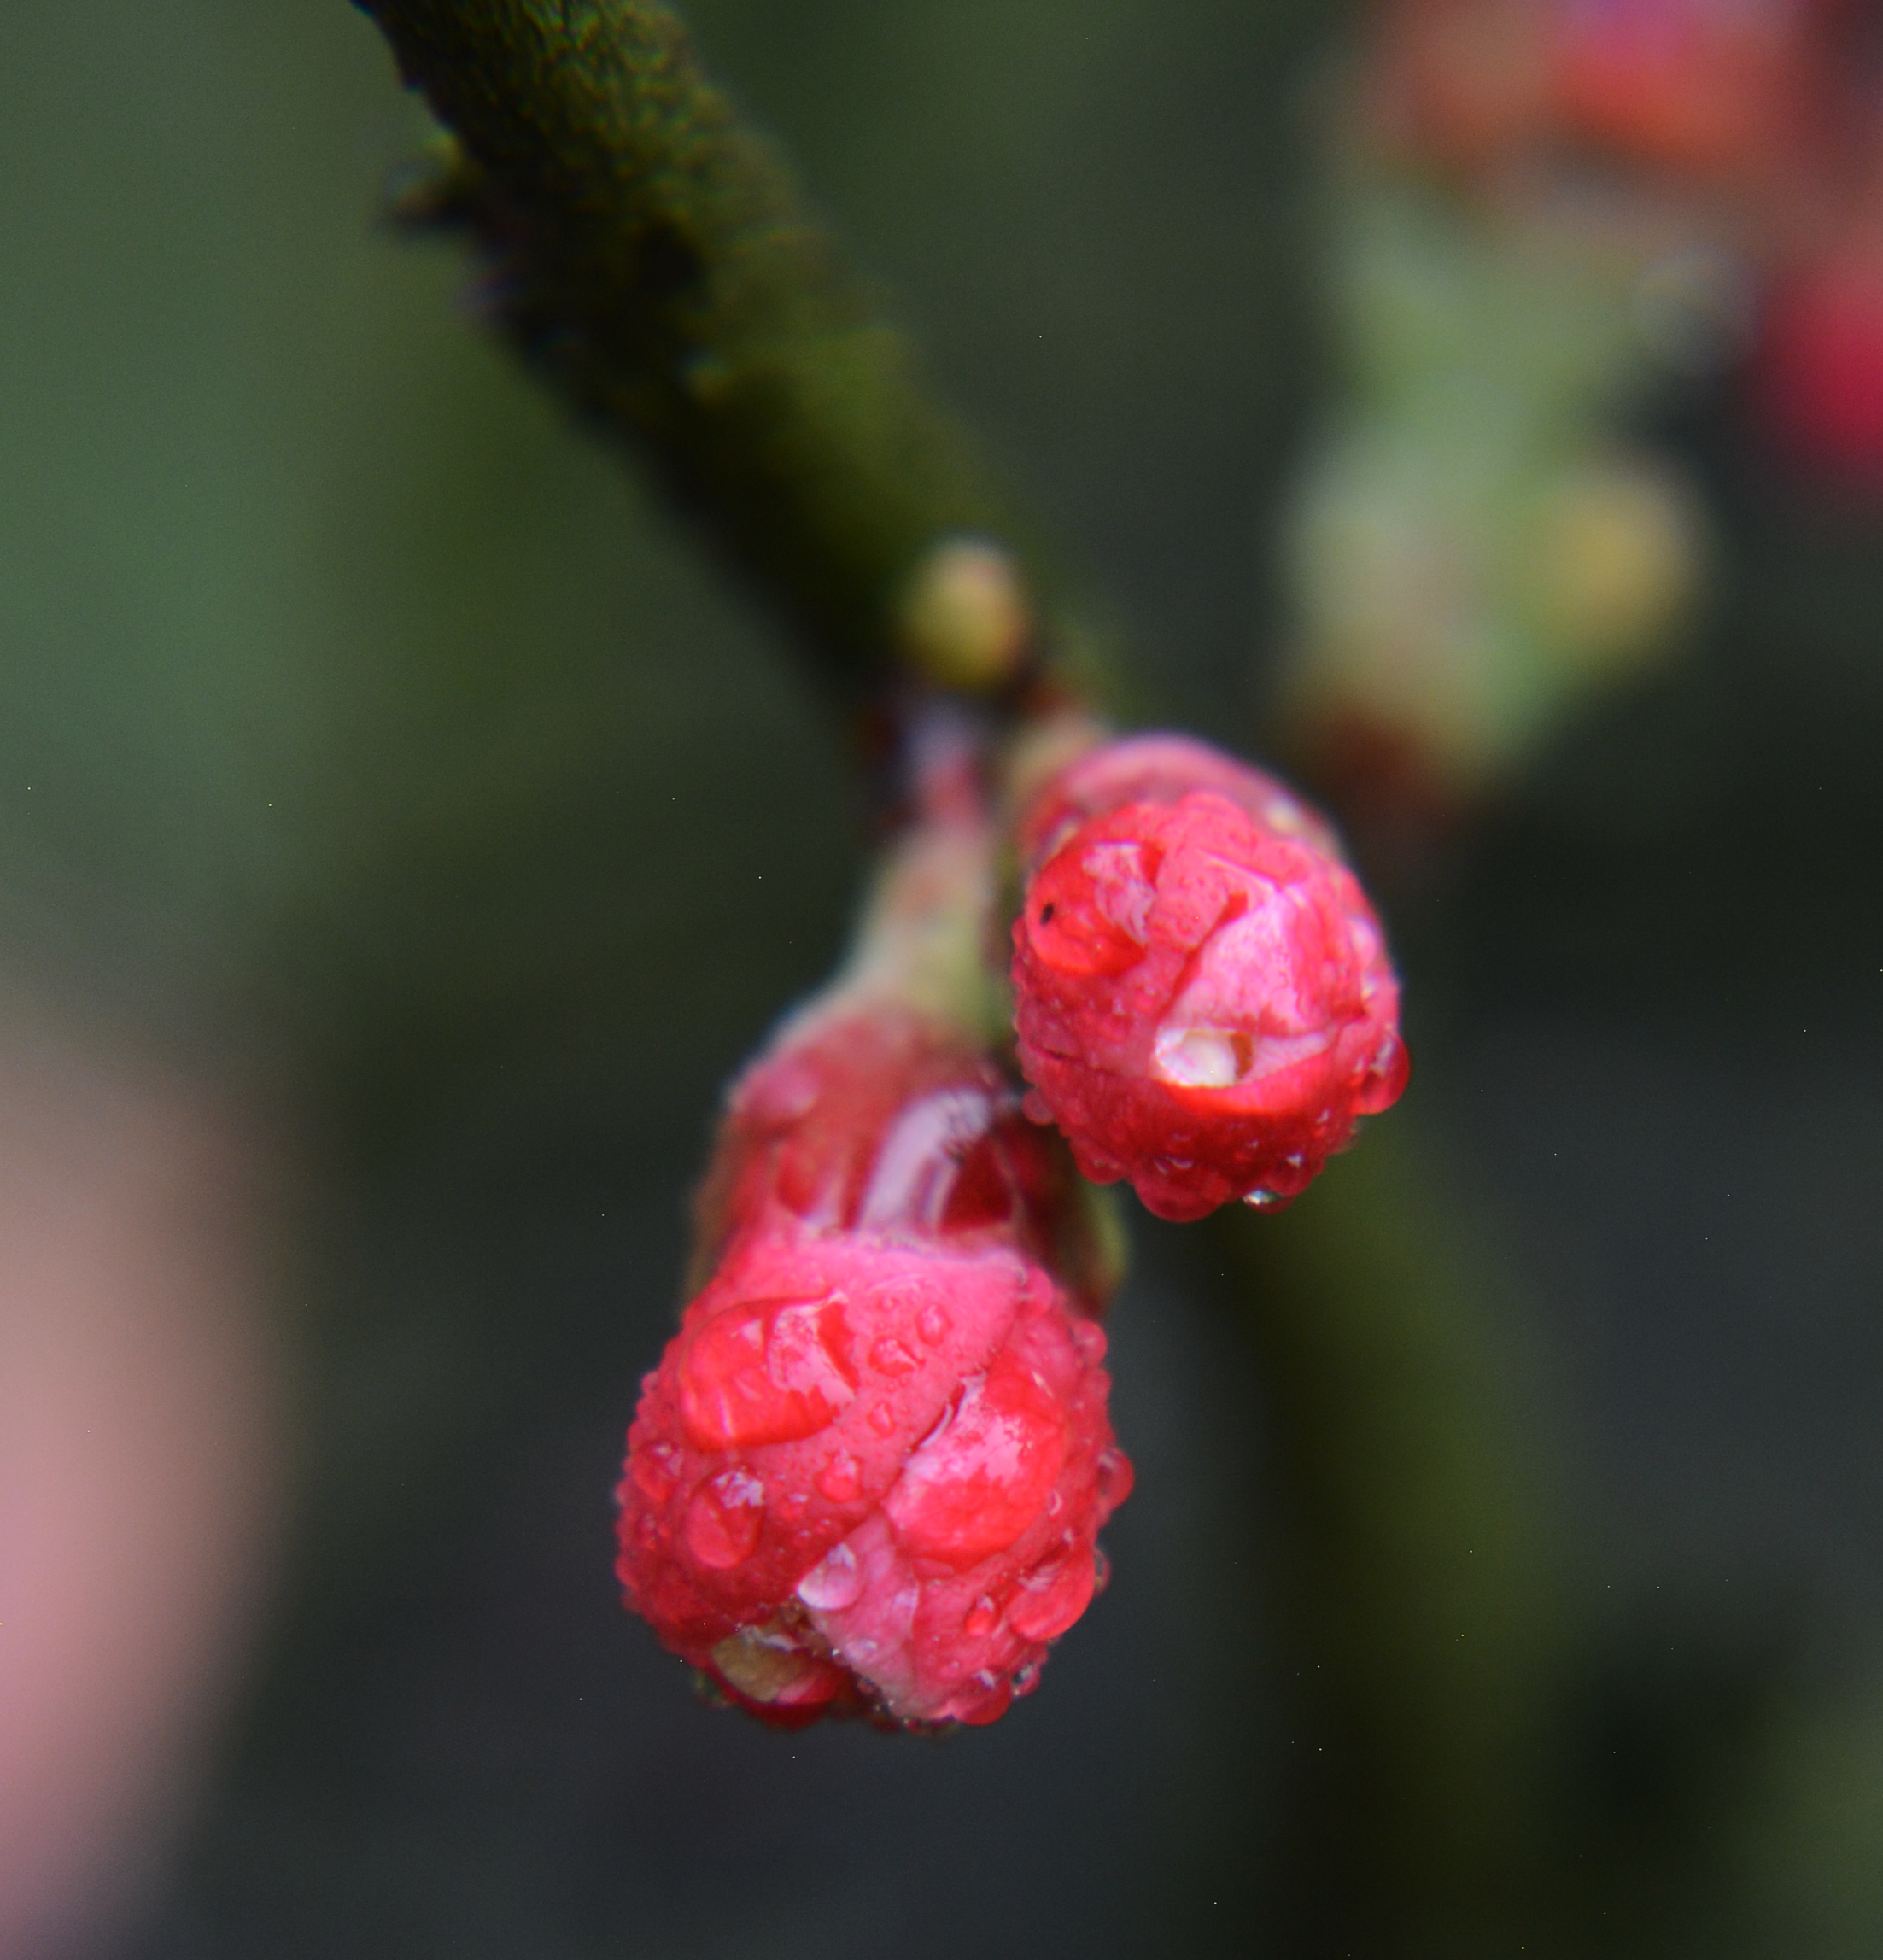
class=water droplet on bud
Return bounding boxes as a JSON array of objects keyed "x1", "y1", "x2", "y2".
[
  {"x1": 684, "y1": 1467, "x2": 765, "y2": 1569},
  {"x1": 679, "y1": 1295, "x2": 856, "y2": 1448},
  {"x1": 1243, "y1": 1187, "x2": 1284, "y2": 1209},
  {"x1": 964, "y1": 1594, "x2": 1000, "y2": 1636},
  {"x1": 631, "y1": 1442, "x2": 680, "y2": 1503},
  {"x1": 1096, "y1": 1447, "x2": 1134, "y2": 1510},
  {"x1": 1008, "y1": 1546, "x2": 1097, "y2": 1641},
  {"x1": 796, "y1": 1540, "x2": 864, "y2": 1611},
  {"x1": 814, "y1": 1450, "x2": 861, "y2": 1503},
  {"x1": 915, "y1": 1303, "x2": 951, "y2": 1346},
  {"x1": 883, "y1": 1359, "x2": 1070, "y2": 1566},
  {"x1": 870, "y1": 1336, "x2": 920, "y2": 1376}
]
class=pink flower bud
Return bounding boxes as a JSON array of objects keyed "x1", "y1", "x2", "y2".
[
  {"x1": 690, "y1": 1009, "x2": 1115, "y2": 1315},
  {"x1": 617, "y1": 1010, "x2": 1131, "y2": 1729},
  {"x1": 1010, "y1": 734, "x2": 1408, "y2": 1222}
]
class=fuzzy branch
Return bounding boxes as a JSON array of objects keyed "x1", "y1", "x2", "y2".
[{"x1": 354, "y1": 0, "x2": 1084, "y2": 694}]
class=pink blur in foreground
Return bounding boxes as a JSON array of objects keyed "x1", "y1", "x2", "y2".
[{"x1": 0, "y1": 1038, "x2": 277, "y2": 1960}]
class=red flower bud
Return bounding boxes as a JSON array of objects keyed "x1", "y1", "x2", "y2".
[
  {"x1": 690, "y1": 1008, "x2": 1116, "y2": 1315},
  {"x1": 617, "y1": 1010, "x2": 1131, "y2": 1729},
  {"x1": 1010, "y1": 735, "x2": 1409, "y2": 1223}
]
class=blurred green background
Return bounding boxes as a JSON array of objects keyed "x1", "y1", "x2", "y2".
[{"x1": 3, "y1": 2, "x2": 1881, "y2": 1956}]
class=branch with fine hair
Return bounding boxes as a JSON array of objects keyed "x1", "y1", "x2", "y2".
[{"x1": 354, "y1": 0, "x2": 1106, "y2": 700}]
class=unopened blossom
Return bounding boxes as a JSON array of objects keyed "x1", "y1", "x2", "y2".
[
  {"x1": 1010, "y1": 734, "x2": 1408, "y2": 1222},
  {"x1": 617, "y1": 1009, "x2": 1131, "y2": 1729}
]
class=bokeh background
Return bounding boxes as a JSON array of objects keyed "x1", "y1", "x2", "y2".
[{"x1": 2, "y1": 2, "x2": 1880, "y2": 1955}]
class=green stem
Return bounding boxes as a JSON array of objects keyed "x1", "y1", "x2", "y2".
[
  {"x1": 1214, "y1": 1109, "x2": 1576, "y2": 1955},
  {"x1": 784, "y1": 714, "x2": 1008, "y2": 1047},
  {"x1": 355, "y1": 0, "x2": 1087, "y2": 696}
]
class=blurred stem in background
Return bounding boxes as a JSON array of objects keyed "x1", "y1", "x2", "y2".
[
  {"x1": 1218, "y1": 1110, "x2": 1571, "y2": 1953},
  {"x1": 1221, "y1": 1101, "x2": 1866, "y2": 1957}
]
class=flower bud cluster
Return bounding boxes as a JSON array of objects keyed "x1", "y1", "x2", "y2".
[{"x1": 621, "y1": 723, "x2": 1401, "y2": 1733}]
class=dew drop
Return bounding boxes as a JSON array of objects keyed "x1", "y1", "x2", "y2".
[
  {"x1": 630, "y1": 1442, "x2": 680, "y2": 1504},
  {"x1": 963, "y1": 1594, "x2": 1000, "y2": 1637},
  {"x1": 1092, "y1": 1547, "x2": 1112, "y2": 1594},
  {"x1": 955, "y1": 1670, "x2": 1013, "y2": 1726},
  {"x1": 915, "y1": 1303, "x2": 951, "y2": 1346},
  {"x1": 678, "y1": 1295, "x2": 856, "y2": 1449},
  {"x1": 883, "y1": 1358, "x2": 1070, "y2": 1567},
  {"x1": 683, "y1": 1467, "x2": 765, "y2": 1570},
  {"x1": 1243, "y1": 1187, "x2": 1285, "y2": 1210},
  {"x1": 814, "y1": 1450, "x2": 861, "y2": 1503},
  {"x1": 1069, "y1": 1317, "x2": 1107, "y2": 1364},
  {"x1": 1010, "y1": 1660, "x2": 1042, "y2": 1697},
  {"x1": 796, "y1": 1540, "x2": 864, "y2": 1612},
  {"x1": 775, "y1": 1489, "x2": 809, "y2": 1524},
  {"x1": 870, "y1": 1336, "x2": 920, "y2": 1376},
  {"x1": 868, "y1": 1402, "x2": 898, "y2": 1438},
  {"x1": 1096, "y1": 1447, "x2": 1135, "y2": 1510},
  {"x1": 1008, "y1": 1546, "x2": 1097, "y2": 1641}
]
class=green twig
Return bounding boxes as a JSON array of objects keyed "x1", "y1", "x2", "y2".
[
  {"x1": 1217, "y1": 1109, "x2": 1576, "y2": 1954},
  {"x1": 355, "y1": 0, "x2": 1091, "y2": 697}
]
